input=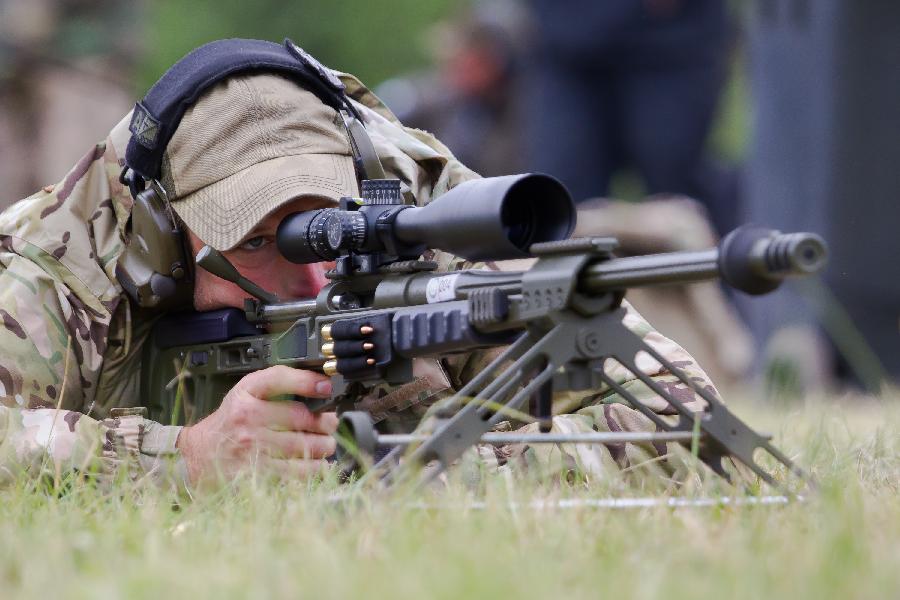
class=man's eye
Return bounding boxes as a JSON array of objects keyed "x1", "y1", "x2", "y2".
[{"x1": 239, "y1": 236, "x2": 270, "y2": 251}]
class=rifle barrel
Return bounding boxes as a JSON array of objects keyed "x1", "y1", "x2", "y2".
[
  {"x1": 579, "y1": 229, "x2": 827, "y2": 295},
  {"x1": 580, "y1": 249, "x2": 719, "y2": 292}
]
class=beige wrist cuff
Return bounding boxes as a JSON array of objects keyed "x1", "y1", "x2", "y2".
[{"x1": 106, "y1": 407, "x2": 190, "y2": 493}]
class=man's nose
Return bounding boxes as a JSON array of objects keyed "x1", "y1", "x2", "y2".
[{"x1": 280, "y1": 260, "x2": 328, "y2": 299}]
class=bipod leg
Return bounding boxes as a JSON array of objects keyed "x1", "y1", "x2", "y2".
[
  {"x1": 377, "y1": 325, "x2": 577, "y2": 491},
  {"x1": 354, "y1": 329, "x2": 539, "y2": 490},
  {"x1": 531, "y1": 357, "x2": 553, "y2": 433},
  {"x1": 584, "y1": 311, "x2": 814, "y2": 494}
]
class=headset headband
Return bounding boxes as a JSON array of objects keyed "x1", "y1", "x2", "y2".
[{"x1": 125, "y1": 38, "x2": 362, "y2": 182}]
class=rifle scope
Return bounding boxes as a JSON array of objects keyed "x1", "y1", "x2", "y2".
[{"x1": 277, "y1": 173, "x2": 575, "y2": 264}]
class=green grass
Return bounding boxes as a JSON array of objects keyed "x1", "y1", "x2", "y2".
[{"x1": 1, "y1": 396, "x2": 898, "y2": 599}]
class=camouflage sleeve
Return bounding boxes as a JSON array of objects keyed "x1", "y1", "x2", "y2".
[
  {"x1": 0, "y1": 405, "x2": 184, "y2": 489},
  {"x1": 0, "y1": 137, "x2": 187, "y2": 490},
  {"x1": 0, "y1": 405, "x2": 109, "y2": 486},
  {"x1": 0, "y1": 250, "x2": 186, "y2": 488}
]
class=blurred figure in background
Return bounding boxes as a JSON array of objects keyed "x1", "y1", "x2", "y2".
[
  {"x1": 522, "y1": 0, "x2": 737, "y2": 237},
  {"x1": 376, "y1": 0, "x2": 529, "y2": 177},
  {"x1": 0, "y1": 0, "x2": 141, "y2": 208}
]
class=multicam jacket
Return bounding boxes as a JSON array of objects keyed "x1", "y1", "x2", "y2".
[{"x1": 0, "y1": 74, "x2": 717, "y2": 490}]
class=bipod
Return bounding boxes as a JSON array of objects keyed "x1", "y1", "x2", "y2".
[{"x1": 347, "y1": 306, "x2": 814, "y2": 497}]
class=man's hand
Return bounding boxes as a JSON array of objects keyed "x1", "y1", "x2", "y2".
[{"x1": 176, "y1": 366, "x2": 338, "y2": 486}]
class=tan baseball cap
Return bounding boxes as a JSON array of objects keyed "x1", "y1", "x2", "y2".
[{"x1": 160, "y1": 72, "x2": 358, "y2": 250}]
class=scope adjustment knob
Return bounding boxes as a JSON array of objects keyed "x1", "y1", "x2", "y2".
[
  {"x1": 308, "y1": 210, "x2": 367, "y2": 259},
  {"x1": 307, "y1": 209, "x2": 340, "y2": 260},
  {"x1": 347, "y1": 212, "x2": 367, "y2": 248}
]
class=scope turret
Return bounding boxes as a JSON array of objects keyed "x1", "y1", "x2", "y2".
[{"x1": 276, "y1": 173, "x2": 575, "y2": 272}]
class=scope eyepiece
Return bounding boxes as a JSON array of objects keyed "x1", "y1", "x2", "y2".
[{"x1": 277, "y1": 208, "x2": 368, "y2": 264}]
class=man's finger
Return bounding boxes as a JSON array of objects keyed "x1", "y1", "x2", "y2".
[
  {"x1": 262, "y1": 401, "x2": 339, "y2": 434},
  {"x1": 237, "y1": 365, "x2": 332, "y2": 399},
  {"x1": 258, "y1": 430, "x2": 337, "y2": 459}
]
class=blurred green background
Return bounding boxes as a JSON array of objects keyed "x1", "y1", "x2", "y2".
[{"x1": 139, "y1": 0, "x2": 457, "y2": 93}]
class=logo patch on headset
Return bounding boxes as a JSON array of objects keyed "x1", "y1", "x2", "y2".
[
  {"x1": 130, "y1": 102, "x2": 161, "y2": 149},
  {"x1": 284, "y1": 39, "x2": 345, "y2": 92}
]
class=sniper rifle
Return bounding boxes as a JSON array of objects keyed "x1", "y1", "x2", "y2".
[{"x1": 140, "y1": 174, "x2": 827, "y2": 493}]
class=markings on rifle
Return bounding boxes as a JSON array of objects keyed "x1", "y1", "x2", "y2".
[{"x1": 426, "y1": 274, "x2": 460, "y2": 303}]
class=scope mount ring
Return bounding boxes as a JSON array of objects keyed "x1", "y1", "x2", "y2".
[{"x1": 374, "y1": 205, "x2": 418, "y2": 258}]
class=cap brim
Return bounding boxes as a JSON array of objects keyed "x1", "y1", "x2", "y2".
[{"x1": 171, "y1": 153, "x2": 357, "y2": 250}]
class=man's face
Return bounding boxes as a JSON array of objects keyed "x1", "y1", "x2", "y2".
[{"x1": 187, "y1": 196, "x2": 334, "y2": 311}]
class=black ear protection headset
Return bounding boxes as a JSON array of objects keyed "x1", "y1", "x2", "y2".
[{"x1": 116, "y1": 38, "x2": 386, "y2": 310}]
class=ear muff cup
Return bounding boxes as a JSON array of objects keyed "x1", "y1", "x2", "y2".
[{"x1": 116, "y1": 187, "x2": 194, "y2": 310}]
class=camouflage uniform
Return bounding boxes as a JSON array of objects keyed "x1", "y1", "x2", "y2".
[{"x1": 0, "y1": 72, "x2": 717, "y2": 490}]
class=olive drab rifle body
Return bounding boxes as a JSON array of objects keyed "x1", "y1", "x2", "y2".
[{"x1": 140, "y1": 174, "x2": 828, "y2": 493}]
